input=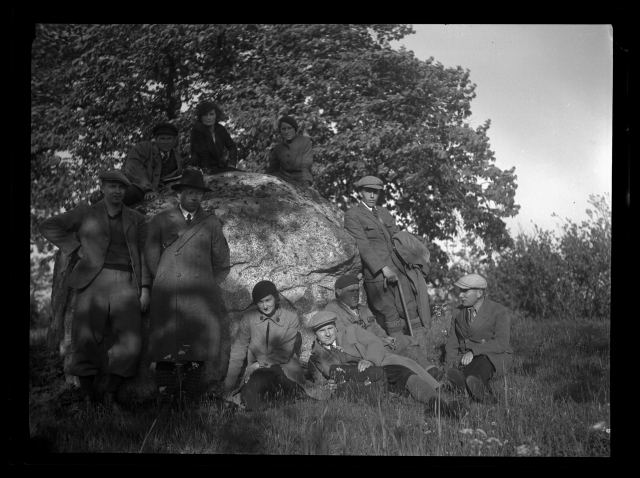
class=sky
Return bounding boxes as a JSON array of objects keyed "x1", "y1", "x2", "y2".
[{"x1": 390, "y1": 24, "x2": 613, "y2": 237}]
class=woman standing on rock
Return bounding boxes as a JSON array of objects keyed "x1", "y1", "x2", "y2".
[
  {"x1": 189, "y1": 100, "x2": 239, "y2": 173},
  {"x1": 223, "y1": 281, "x2": 328, "y2": 410},
  {"x1": 265, "y1": 116, "x2": 314, "y2": 188}
]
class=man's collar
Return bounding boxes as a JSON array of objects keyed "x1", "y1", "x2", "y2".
[
  {"x1": 360, "y1": 201, "x2": 374, "y2": 212},
  {"x1": 338, "y1": 299, "x2": 358, "y2": 315},
  {"x1": 471, "y1": 296, "x2": 485, "y2": 313},
  {"x1": 179, "y1": 204, "x2": 198, "y2": 220}
]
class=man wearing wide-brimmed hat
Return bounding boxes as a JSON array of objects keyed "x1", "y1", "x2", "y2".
[
  {"x1": 39, "y1": 170, "x2": 151, "y2": 412},
  {"x1": 444, "y1": 273, "x2": 514, "y2": 403},
  {"x1": 122, "y1": 122, "x2": 184, "y2": 206},
  {"x1": 144, "y1": 169, "x2": 230, "y2": 421},
  {"x1": 343, "y1": 175, "x2": 429, "y2": 351}
]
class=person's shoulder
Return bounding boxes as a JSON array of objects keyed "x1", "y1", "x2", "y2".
[
  {"x1": 485, "y1": 298, "x2": 510, "y2": 315},
  {"x1": 131, "y1": 140, "x2": 155, "y2": 151},
  {"x1": 123, "y1": 205, "x2": 146, "y2": 221},
  {"x1": 323, "y1": 299, "x2": 341, "y2": 311},
  {"x1": 192, "y1": 121, "x2": 208, "y2": 133},
  {"x1": 241, "y1": 306, "x2": 261, "y2": 322},
  {"x1": 295, "y1": 134, "x2": 313, "y2": 144},
  {"x1": 344, "y1": 203, "x2": 363, "y2": 216}
]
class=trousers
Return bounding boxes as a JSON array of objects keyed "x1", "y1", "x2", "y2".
[
  {"x1": 463, "y1": 355, "x2": 495, "y2": 384},
  {"x1": 69, "y1": 268, "x2": 141, "y2": 377},
  {"x1": 240, "y1": 366, "x2": 301, "y2": 411},
  {"x1": 365, "y1": 263, "x2": 421, "y2": 336}
]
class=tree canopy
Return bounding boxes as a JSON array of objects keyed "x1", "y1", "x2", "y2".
[{"x1": 31, "y1": 23, "x2": 520, "y2": 266}]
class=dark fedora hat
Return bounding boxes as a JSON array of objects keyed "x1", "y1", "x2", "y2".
[{"x1": 170, "y1": 169, "x2": 212, "y2": 192}]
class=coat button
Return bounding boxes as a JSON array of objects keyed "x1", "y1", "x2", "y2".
[
  {"x1": 197, "y1": 253, "x2": 201, "y2": 257},
  {"x1": 176, "y1": 272, "x2": 181, "y2": 277},
  {"x1": 195, "y1": 274, "x2": 199, "y2": 278}
]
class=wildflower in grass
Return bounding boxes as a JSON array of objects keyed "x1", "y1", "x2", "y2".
[
  {"x1": 191, "y1": 362, "x2": 199, "y2": 368},
  {"x1": 178, "y1": 350, "x2": 185, "y2": 355},
  {"x1": 159, "y1": 386, "x2": 166, "y2": 392},
  {"x1": 605, "y1": 428, "x2": 610, "y2": 434},
  {"x1": 516, "y1": 444, "x2": 540, "y2": 456},
  {"x1": 459, "y1": 428, "x2": 474, "y2": 435},
  {"x1": 164, "y1": 354, "x2": 172, "y2": 360},
  {"x1": 591, "y1": 421, "x2": 606, "y2": 431},
  {"x1": 485, "y1": 437, "x2": 503, "y2": 446}
]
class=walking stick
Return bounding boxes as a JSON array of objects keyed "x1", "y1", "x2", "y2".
[{"x1": 396, "y1": 280, "x2": 414, "y2": 338}]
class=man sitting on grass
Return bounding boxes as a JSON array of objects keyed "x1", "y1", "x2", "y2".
[
  {"x1": 307, "y1": 311, "x2": 469, "y2": 419},
  {"x1": 444, "y1": 273, "x2": 514, "y2": 404}
]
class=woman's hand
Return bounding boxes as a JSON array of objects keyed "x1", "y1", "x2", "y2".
[
  {"x1": 243, "y1": 362, "x2": 261, "y2": 383},
  {"x1": 461, "y1": 351, "x2": 474, "y2": 366},
  {"x1": 358, "y1": 359, "x2": 374, "y2": 372}
]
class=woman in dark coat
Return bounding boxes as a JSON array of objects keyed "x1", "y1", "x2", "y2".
[
  {"x1": 223, "y1": 281, "x2": 328, "y2": 410},
  {"x1": 189, "y1": 101, "x2": 238, "y2": 172}
]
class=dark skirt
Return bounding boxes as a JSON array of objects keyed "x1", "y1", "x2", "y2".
[{"x1": 240, "y1": 365, "x2": 301, "y2": 410}]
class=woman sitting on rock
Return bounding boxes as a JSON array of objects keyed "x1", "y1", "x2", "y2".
[
  {"x1": 265, "y1": 115, "x2": 314, "y2": 188},
  {"x1": 189, "y1": 100, "x2": 238, "y2": 173},
  {"x1": 223, "y1": 280, "x2": 328, "y2": 410}
]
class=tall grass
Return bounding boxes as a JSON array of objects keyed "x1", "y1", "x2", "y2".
[{"x1": 28, "y1": 315, "x2": 610, "y2": 456}]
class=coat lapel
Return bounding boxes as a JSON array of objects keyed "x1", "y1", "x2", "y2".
[
  {"x1": 92, "y1": 200, "x2": 110, "y2": 238},
  {"x1": 357, "y1": 203, "x2": 389, "y2": 239},
  {"x1": 122, "y1": 206, "x2": 134, "y2": 234},
  {"x1": 175, "y1": 209, "x2": 213, "y2": 252},
  {"x1": 468, "y1": 299, "x2": 490, "y2": 335}
]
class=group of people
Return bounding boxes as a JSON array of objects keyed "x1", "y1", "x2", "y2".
[
  {"x1": 38, "y1": 105, "x2": 514, "y2": 424},
  {"x1": 118, "y1": 101, "x2": 314, "y2": 207}
]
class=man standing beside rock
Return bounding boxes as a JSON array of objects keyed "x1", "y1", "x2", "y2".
[
  {"x1": 144, "y1": 169, "x2": 230, "y2": 420},
  {"x1": 122, "y1": 122, "x2": 184, "y2": 206},
  {"x1": 38, "y1": 170, "x2": 150, "y2": 412},
  {"x1": 343, "y1": 176, "x2": 429, "y2": 351}
]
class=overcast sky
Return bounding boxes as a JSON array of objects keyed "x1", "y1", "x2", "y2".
[{"x1": 391, "y1": 24, "x2": 612, "y2": 237}]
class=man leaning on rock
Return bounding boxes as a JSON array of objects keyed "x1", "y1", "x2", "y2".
[
  {"x1": 121, "y1": 122, "x2": 184, "y2": 206},
  {"x1": 38, "y1": 170, "x2": 151, "y2": 413},
  {"x1": 343, "y1": 175, "x2": 430, "y2": 351}
]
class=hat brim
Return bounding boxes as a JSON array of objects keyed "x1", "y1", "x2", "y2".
[
  {"x1": 356, "y1": 184, "x2": 383, "y2": 190},
  {"x1": 101, "y1": 178, "x2": 131, "y2": 188},
  {"x1": 311, "y1": 319, "x2": 337, "y2": 332},
  {"x1": 171, "y1": 184, "x2": 212, "y2": 193}
]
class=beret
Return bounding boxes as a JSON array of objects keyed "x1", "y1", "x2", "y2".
[
  {"x1": 99, "y1": 170, "x2": 131, "y2": 187},
  {"x1": 252, "y1": 280, "x2": 279, "y2": 304},
  {"x1": 278, "y1": 115, "x2": 298, "y2": 132},
  {"x1": 152, "y1": 122, "x2": 179, "y2": 137},
  {"x1": 335, "y1": 274, "x2": 359, "y2": 290},
  {"x1": 454, "y1": 273, "x2": 488, "y2": 290},
  {"x1": 308, "y1": 311, "x2": 338, "y2": 331},
  {"x1": 354, "y1": 176, "x2": 383, "y2": 189}
]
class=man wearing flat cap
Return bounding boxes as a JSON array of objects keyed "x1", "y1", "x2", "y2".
[
  {"x1": 324, "y1": 274, "x2": 443, "y2": 387},
  {"x1": 307, "y1": 311, "x2": 468, "y2": 418},
  {"x1": 265, "y1": 115, "x2": 314, "y2": 188},
  {"x1": 39, "y1": 170, "x2": 151, "y2": 412},
  {"x1": 144, "y1": 169, "x2": 230, "y2": 419},
  {"x1": 122, "y1": 122, "x2": 184, "y2": 206},
  {"x1": 343, "y1": 176, "x2": 429, "y2": 350},
  {"x1": 444, "y1": 274, "x2": 514, "y2": 403}
]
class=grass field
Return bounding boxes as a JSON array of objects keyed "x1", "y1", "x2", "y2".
[{"x1": 27, "y1": 314, "x2": 610, "y2": 457}]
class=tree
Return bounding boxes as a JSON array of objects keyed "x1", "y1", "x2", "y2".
[{"x1": 31, "y1": 24, "x2": 519, "y2": 260}]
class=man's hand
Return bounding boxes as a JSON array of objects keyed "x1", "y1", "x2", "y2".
[
  {"x1": 381, "y1": 266, "x2": 398, "y2": 283},
  {"x1": 144, "y1": 191, "x2": 158, "y2": 201},
  {"x1": 139, "y1": 288, "x2": 151, "y2": 312},
  {"x1": 358, "y1": 359, "x2": 374, "y2": 372},
  {"x1": 461, "y1": 351, "x2": 474, "y2": 366}
]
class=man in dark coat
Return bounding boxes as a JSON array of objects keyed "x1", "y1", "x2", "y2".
[
  {"x1": 444, "y1": 274, "x2": 514, "y2": 403},
  {"x1": 145, "y1": 169, "x2": 230, "y2": 419},
  {"x1": 122, "y1": 122, "x2": 184, "y2": 206},
  {"x1": 39, "y1": 170, "x2": 151, "y2": 412},
  {"x1": 343, "y1": 176, "x2": 429, "y2": 350}
]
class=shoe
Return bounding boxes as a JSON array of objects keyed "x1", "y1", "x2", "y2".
[
  {"x1": 447, "y1": 400, "x2": 470, "y2": 419},
  {"x1": 466, "y1": 375, "x2": 485, "y2": 402},
  {"x1": 427, "y1": 367, "x2": 445, "y2": 382},
  {"x1": 446, "y1": 368, "x2": 467, "y2": 394},
  {"x1": 103, "y1": 392, "x2": 123, "y2": 413}
]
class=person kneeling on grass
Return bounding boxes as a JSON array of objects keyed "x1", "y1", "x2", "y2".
[
  {"x1": 307, "y1": 311, "x2": 469, "y2": 419},
  {"x1": 223, "y1": 281, "x2": 329, "y2": 411},
  {"x1": 444, "y1": 274, "x2": 514, "y2": 404}
]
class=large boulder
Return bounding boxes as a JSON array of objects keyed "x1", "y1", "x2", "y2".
[{"x1": 48, "y1": 172, "x2": 362, "y2": 401}]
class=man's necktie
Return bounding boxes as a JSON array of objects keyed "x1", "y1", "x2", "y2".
[
  {"x1": 466, "y1": 307, "x2": 474, "y2": 326},
  {"x1": 186, "y1": 214, "x2": 192, "y2": 225},
  {"x1": 372, "y1": 207, "x2": 379, "y2": 219}
]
